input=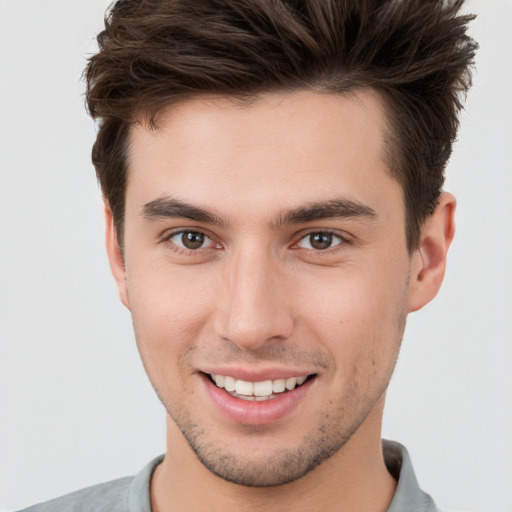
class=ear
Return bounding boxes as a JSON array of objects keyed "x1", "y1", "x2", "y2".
[
  {"x1": 104, "y1": 202, "x2": 130, "y2": 309},
  {"x1": 408, "y1": 192, "x2": 456, "y2": 312}
]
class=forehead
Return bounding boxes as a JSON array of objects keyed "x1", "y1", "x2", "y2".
[{"x1": 126, "y1": 90, "x2": 401, "y2": 221}]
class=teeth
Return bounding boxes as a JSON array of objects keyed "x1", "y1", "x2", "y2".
[
  {"x1": 209, "y1": 373, "x2": 309, "y2": 398},
  {"x1": 253, "y1": 380, "x2": 273, "y2": 397},
  {"x1": 272, "y1": 378, "x2": 286, "y2": 393},
  {"x1": 285, "y1": 377, "x2": 297, "y2": 390},
  {"x1": 235, "y1": 380, "x2": 253, "y2": 396},
  {"x1": 224, "y1": 375, "x2": 236, "y2": 392}
]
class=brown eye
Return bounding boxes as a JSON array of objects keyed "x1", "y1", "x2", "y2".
[
  {"x1": 170, "y1": 230, "x2": 208, "y2": 250},
  {"x1": 297, "y1": 232, "x2": 342, "y2": 251},
  {"x1": 310, "y1": 233, "x2": 332, "y2": 250},
  {"x1": 182, "y1": 231, "x2": 204, "y2": 249}
]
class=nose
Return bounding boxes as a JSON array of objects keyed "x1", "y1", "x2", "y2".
[{"x1": 213, "y1": 244, "x2": 295, "y2": 352}]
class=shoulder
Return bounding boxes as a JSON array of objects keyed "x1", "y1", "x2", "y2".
[
  {"x1": 17, "y1": 476, "x2": 133, "y2": 512},
  {"x1": 17, "y1": 455, "x2": 163, "y2": 512}
]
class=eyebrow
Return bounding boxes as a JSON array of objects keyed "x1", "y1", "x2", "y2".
[
  {"x1": 141, "y1": 196, "x2": 377, "y2": 228},
  {"x1": 272, "y1": 199, "x2": 377, "y2": 227},
  {"x1": 142, "y1": 197, "x2": 228, "y2": 227}
]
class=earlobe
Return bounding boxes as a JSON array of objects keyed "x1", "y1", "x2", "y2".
[
  {"x1": 408, "y1": 192, "x2": 456, "y2": 312},
  {"x1": 104, "y1": 203, "x2": 130, "y2": 309}
]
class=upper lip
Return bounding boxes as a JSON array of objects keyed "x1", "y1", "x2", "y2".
[{"x1": 200, "y1": 366, "x2": 315, "y2": 382}]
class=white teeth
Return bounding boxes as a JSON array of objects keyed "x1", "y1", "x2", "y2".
[
  {"x1": 235, "y1": 380, "x2": 254, "y2": 396},
  {"x1": 272, "y1": 378, "x2": 286, "y2": 393},
  {"x1": 253, "y1": 380, "x2": 273, "y2": 397},
  {"x1": 224, "y1": 375, "x2": 236, "y2": 392},
  {"x1": 285, "y1": 377, "x2": 297, "y2": 390},
  {"x1": 209, "y1": 373, "x2": 310, "y2": 398}
]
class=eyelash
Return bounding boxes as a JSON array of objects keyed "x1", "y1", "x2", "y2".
[
  {"x1": 160, "y1": 229, "x2": 350, "y2": 256},
  {"x1": 293, "y1": 231, "x2": 345, "y2": 251},
  {"x1": 161, "y1": 230, "x2": 220, "y2": 255}
]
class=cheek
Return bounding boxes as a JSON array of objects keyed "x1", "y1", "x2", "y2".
[
  {"x1": 298, "y1": 264, "x2": 407, "y2": 321},
  {"x1": 294, "y1": 263, "x2": 409, "y2": 367},
  {"x1": 126, "y1": 264, "x2": 216, "y2": 365}
]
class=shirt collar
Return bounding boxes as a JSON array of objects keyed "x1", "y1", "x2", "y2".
[{"x1": 383, "y1": 439, "x2": 440, "y2": 512}]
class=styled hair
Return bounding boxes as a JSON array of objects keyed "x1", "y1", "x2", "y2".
[{"x1": 86, "y1": 0, "x2": 477, "y2": 251}]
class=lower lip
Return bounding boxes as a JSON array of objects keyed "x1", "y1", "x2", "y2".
[{"x1": 201, "y1": 374, "x2": 314, "y2": 425}]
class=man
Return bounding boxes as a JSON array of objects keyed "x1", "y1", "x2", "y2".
[{"x1": 19, "y1": 0, "x2": 477, "y2": 510}]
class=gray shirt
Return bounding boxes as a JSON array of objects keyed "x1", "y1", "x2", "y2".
[{"x1": 18, "y1": 440, "x2": 443, "y2": 512}]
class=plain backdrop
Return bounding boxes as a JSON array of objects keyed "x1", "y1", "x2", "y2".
[{"x1": 0, "y1": 1, "x2": 511, "y2": 510}]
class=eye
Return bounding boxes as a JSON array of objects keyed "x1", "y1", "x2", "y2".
[
  {"x1": 296, "y1": 232, "x2": 343, "y2": 251},
  {"x1": 169, "y1": 230, "x2": 214, "y2": 250}
]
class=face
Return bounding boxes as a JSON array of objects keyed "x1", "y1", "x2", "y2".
[{"x1": 113, "y1": 90, "x2": 415, "y2": 486}]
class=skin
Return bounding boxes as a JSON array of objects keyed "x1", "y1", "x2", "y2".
[{"x1": 106, "y1": 90, "x2": 455, "y2": 511}]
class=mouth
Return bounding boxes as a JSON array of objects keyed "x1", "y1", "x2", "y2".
[
  {"x1": 205, "y1": 372, "x2": 315, "y2": 401},
  {"x1": 201, "y1": 370, "x2": 317, "y2": 425}
]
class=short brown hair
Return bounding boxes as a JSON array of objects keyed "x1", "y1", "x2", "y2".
[{"x1": 86, "y1": 0, "x2": 477, "y2": 251}]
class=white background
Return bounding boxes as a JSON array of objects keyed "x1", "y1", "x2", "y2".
[{"x1": 0, "y1": 1, "x2": 510, "y2": 510}]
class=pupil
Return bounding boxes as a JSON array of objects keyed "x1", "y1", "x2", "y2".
[
  {"x1": 310, "y1": 232, "x2": 332, "y2": 250},
  {"x1": 182, "y1": 231, "x2": 204, "y2": 249}
]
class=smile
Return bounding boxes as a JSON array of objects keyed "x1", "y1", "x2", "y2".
[
  {"x1": 208, "y1": 373, "x2": 310, "y2": 401},
  {"x1": 202, "y1": 371, "x2": 316, "y2": 424}
]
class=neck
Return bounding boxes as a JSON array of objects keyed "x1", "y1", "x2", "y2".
[{"x1": 151, "y1": 401, "x2": 396, "y2": 512}]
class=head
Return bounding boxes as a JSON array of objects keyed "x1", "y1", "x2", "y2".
[
  {"x1": 85, "y1": 0, "x2": 476, "y2": 489},
  {"x1": 87, "y1": 0, "x2": 476, "y2": 253}
]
